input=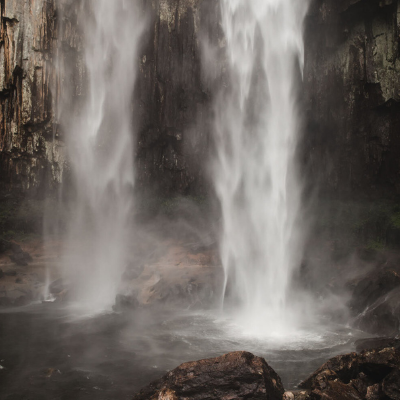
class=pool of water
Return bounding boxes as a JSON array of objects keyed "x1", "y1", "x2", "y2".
[{"x1": 0, "y1": 303, "x2": 370, "y2": 399}]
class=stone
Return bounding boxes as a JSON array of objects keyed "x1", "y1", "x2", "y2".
[
  {"x1": 300, "y1": 343, "x2": 400, "y2": 400},
  {"x1": 304, "y1": 0, "x2": 400, "y2": 198},
  {"x1": 355, "y1": 338, "x2": 400, "y2": 353},
  {"x1": 132, "y1": 351, "x2": 284, "y2": 400},
  {"x1": 383, "y1": 369, "x2": 400, "y2": 400},
  {"x1": 310, "y1": 369, "x2": 339, "y2": 391},
  {"x1": 365, "y1": 383, "x2": 382, "y2": 400},
  {"x1": 310, "y1": 380, "x2": 363, "y2": 400},
  {"x1": 299, "y1": 353, "x2": 359, "y2": 389},
  {"x1": 283, "y1": 390, "x2": 311, "y2": 400},
  {"x1": 349, "y1": 268, "x2": 400, "y2": 314},
  {"x1": 350, "y1": 372, "x2": 373, "y2": 398},
  {"x1": 354, "y1": 287, "x2": 400, "y2": 336},
  {"x1": 0, "y1": 0, "x2": 399, "y2": 203},
  {"x1": 359, "y1": 345, "x2": 400, "y2": 377},
  {"x1": 347, "y1": 264, "x2": 400, "y2": 336}
]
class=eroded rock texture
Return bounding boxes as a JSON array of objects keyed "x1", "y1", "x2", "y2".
[
  {"x1": 0, "y1": 0, "x2": 221, "y2": 197},
  {"x1": 296, "y1": 339, "x2": 400, "y2": 400},
  {"x1": 135, "y1": 0, "x2": 222, "y2": 196},
  {"x1": 0, "y1": 0, "x2": 61, "y2": 193},
  {"x1": 304, "y1": 0, "x2": 400, "y2": 198},
  {"x1": 1, "y1": 0, "x2": 399, "y2": 200},
  {"x1": 132, "y1": 351, "x2": 285, "y2": 400}
]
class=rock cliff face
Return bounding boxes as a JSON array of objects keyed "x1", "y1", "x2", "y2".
[
  {"x1": 135, "y1": 0, "x2": 221, "y2": 196},
  {"x1": 304, "y1": 0, "x2": 400, "y2": 199},
  {"x1": 0, "y1": 0, "x2": 399, "y2": 199},
  {"x1": 0, "y1": 0, "x2": 60, "y2": 194}
]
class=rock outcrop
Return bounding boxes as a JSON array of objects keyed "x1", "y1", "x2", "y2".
[
  {"x1": 296, "y1": 339, "x2": 400, "y2": 400},
  {"x1": 135, "y1": 0, "x2": 222, "y2": 196},
  {"x1": 0, "y1": 0, "x2": 221, "y2": 197},
  {"x1": 348, "y1": 259, "x2": 400, "y2": 335},
  {"x1": 0, "y1": 0, "x2": 66, "y2": 194},
  {"x1": 1, "y1": 0, "x2": 399, "y2": 200},
  {"x1": 304, "y1": 0, "x2": 400, "y2": 198},
  {"x1": 132, "y1": 342, "x2": 400, "y2": 399},
  {"x1": 132, "y1": 351, "x2": 285, "y2": 400}
]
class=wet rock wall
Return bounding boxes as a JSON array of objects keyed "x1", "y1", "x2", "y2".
[
  {"x1": 304, "y1": 0, "x2": 400, "y2": 199},
  {"x1": 0, "y1": 0, "x2": 62, "y2": 194},
  {"x1": 0, "y1": 0, "x2": 399, "y2": 200}
]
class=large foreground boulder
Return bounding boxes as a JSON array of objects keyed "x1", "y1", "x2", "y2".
[
  {"x1": 132, "y1": 351, "x2": 284, "y2": 400},
  {"x1": 296, "y1": 339, "x2": 400, "y2": 400}
]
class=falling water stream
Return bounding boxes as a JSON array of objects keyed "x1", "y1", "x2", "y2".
[
  {"x1": 60, "y1": 0, "x2": 144, "y2": 310},
  {"x1": 215, "y1": 0, "x2": 311, "y2": 334}
]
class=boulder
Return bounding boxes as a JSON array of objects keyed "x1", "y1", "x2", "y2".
[
  {"x1": 310, "y1": 380, "x2": 363, "y2": 400},
  {"x1": 283, "y1": 390, "x2": 311, "y2": 400},
  {"x1": 348, "y1": 267, "x2": 400, "y2": 315},
  {"x1": 383, "y1": 369, "x2": 400, "y2": 400},
  {"x1": 348, "y1": 266, "x2": 400, "y2": 336},
  {"x1": 299, "y1": 353, "x2": 359, "y2": 389},
  {"x1": 353, "y1": 287, "x2": 400, "y2": 336},
  {"x1": 355, "y1": 338, "x2": 400, "y2": 353},
  {"x1": 300, "y1": 344, "x2": 400, "y2": 400},
  {"x1": 132, "y1": 351, "x2": 284, "y2": 400}
]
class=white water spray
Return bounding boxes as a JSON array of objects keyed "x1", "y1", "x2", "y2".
[
  {"x1": 214, "y1": 0, "x2": 310, "y2": 333},
  {"x1": 60, "y1": 1, "x2": 144, "y2": 310}
]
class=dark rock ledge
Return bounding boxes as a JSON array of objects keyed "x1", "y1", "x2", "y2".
[
  {"x1": 133, "y1": 339, "x2": 400, "y2": 400},
  {"x1": 132, "y1": 351, "x2": 284, "y2": 400}
]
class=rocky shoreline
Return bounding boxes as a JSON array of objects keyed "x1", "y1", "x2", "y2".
[{"x1": 133, "y1": 339, "x2": 400, "y2": 400}]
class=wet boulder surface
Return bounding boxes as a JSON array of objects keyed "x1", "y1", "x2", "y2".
[
  {"x1": 296, "y1": 338, "x2": 400, "y2": 400},
  {"x1": 348, "y1": 262, "x2": 400, "y2": 336},
  {"x1": 132, "y1": 351, "x2": 284, "y2": 400},
  {"x1": 132, "y1": 342, "x2": 400, "y2": 399}
]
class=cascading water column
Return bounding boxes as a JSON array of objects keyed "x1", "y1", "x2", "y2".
[
  {"x1": 214, "y1": 0, "x2": 310, "y2": 333},
  {"x1": 59, "y1": 0, "x2": 144, "y2": 310}
]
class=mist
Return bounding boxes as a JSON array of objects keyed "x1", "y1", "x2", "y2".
[{"x1": 1, "y1": 0, "x2": 399, "y2": 398}]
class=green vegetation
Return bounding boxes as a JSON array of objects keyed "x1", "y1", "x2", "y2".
[{"x1": 365, "y1": 239, "x2": 386, "y2": 251}]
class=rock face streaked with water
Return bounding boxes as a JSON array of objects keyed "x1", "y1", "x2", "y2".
[{"x1": 2, "y1": 0, "x2": 400, "y2": 200}]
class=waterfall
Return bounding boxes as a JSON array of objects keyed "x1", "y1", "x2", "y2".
[
  {"x1": 214, "y1": 0, "x2": 310, "y2": 333},
  {"x1": 59, "y1": 0, "x2": 144, "y2": 310}
]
